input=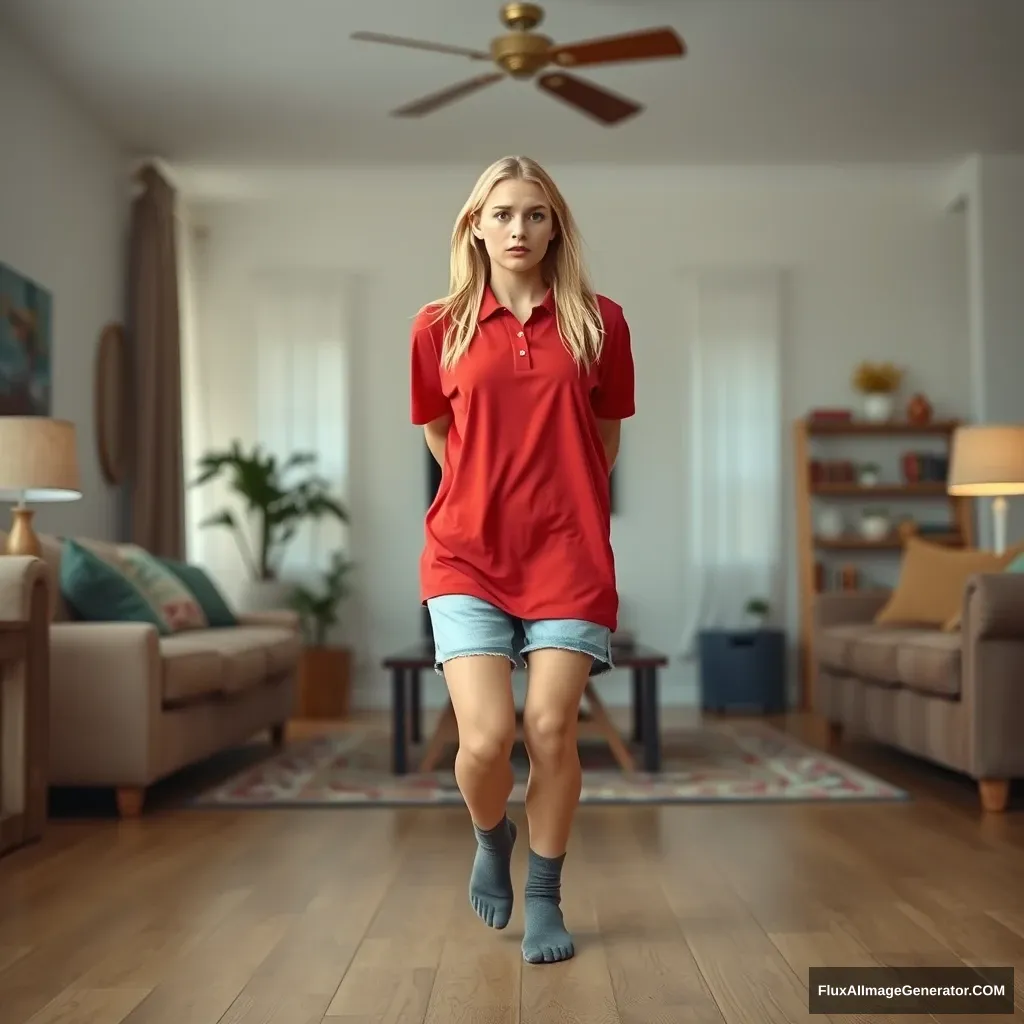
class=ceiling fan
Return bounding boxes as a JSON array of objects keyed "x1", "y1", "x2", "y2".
[{"x1": 350, "y1": 2, "x2": 686, "y2": 125}]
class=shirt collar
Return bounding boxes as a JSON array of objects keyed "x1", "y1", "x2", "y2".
[{"x1": 478, "y1": 284, "x2": 556, "y2": 322}]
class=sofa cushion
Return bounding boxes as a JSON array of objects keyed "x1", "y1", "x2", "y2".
[
  {"x1": 818, "y1": 623, "x2": 961, "y2": 700},
  {"x1": 159, "y1": 624, "x2": 301, "y2": 704},
  {"x1": 60, "y1": 538, "x2": 208, "y2": 634},
  {"x1": 845, "y1": 629, "x2": 916, "y2": 685},
  {"x1": 874, "y1": 535, "x2": 1017, "y2": 630},
  {"x1": 817, "y1": 624, "x2": 874, "y2": 671},
  {"x1": 162, "y1": 644, "x2": 225, "y2": 704},
  {"x1": 157, "y1": 558, "x2": 238, "y2": 628},
  {"x1": 894, "y1": 631, "x2": 961, "y2": 698}
]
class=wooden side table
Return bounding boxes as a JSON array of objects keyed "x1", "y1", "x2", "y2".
[{"x1": 0, "y1": 567, "x2": 50, "y2": 857}]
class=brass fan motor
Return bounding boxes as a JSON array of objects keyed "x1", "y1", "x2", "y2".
[{"x1": 351, "y1": 1, "x2": 686, "y2": 125}]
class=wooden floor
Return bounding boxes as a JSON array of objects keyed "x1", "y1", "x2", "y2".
[{"x1": 2, "y1": 711, "x2": 1024, "y2": 1023}]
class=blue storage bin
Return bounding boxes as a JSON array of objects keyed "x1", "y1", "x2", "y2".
[{"x1": 698, "y1": 628, "x2": 787, "y2": 713}]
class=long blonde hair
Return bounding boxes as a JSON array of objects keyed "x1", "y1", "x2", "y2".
[{"x1": 425, "y1": 155, "x2": 604, "y2": 371}]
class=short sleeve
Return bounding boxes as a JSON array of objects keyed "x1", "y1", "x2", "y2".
[
  {"x1": 591, "y1": 304, "x2": 636, "y2": 420},
  {"x1": 410, "y1": 313, "x2": 451, "y2": 425}
]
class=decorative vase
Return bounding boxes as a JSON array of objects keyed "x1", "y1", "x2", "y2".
[
  {"x1": 862, "y1": 392, "x2": 894, "y2": 423},
  {"x1": 858, "y1": 466, "x2": 880, "y2": 486},
  {"x1": 860, "y1": 512, "x2": 890, "y2": 542},
  {"x1": 906, "y1": 392, "x2": 933, "y2": 425}
]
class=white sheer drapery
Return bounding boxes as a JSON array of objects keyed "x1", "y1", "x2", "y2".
[{"x1": 677, "y1": 268, "x2": 784, "y2": 655}]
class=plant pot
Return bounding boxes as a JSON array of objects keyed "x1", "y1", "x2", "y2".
[
  {"x1": 862, "y1": 392, "x2": 894, "y2": 423},
  {"x1": 296, "y1": 645, "x2": 351, "y2": 719}
]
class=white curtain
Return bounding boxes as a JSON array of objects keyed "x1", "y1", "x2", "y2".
[
  {"x1": 175, "y1": 208, "x2": 207, "y2": 561},
  {"x1": 178, "y1": 245, "x2": 351, "y2": 602},
  {"x1": 678, "y1": 268, "x2": 784, "y2": 655},
  {"x1": 250, "y1": 271, "x2": 351, "y2": 585}
]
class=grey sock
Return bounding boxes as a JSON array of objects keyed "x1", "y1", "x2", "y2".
[
  {"x1": 469, "y1": 814, "x2": 517, "y2": 929},
  {"x1": 522, "y1": 848, "x2": 574, "y2": 964}
]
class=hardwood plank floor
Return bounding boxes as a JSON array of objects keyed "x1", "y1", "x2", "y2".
[{"x1": 1, "y1": 711, "x2": 1023, "y2": 1024}]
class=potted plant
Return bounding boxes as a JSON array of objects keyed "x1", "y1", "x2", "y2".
[
  {"x1": 744, "y1": 597, "x2": 770, "y2": 630},
  {"x1": 858, "y1": 461, "x2": 881, "y2": 486},
  {"x1": 191, "y1": 441, "x2": 349, "y2": 610},
  {"x1": 289, "y1": 550, "x2": 355, "y2": 719},
  {"x1": 851, "y1": 362, "x2": 903, "y2": 422}
]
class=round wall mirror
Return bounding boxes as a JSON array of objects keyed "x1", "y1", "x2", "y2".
[{"x1": 95, "y1": 322, "x2": 127, "y2": 485}]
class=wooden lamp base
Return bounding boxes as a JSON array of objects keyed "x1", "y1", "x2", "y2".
[{"x1": 5, "y1": 506, "x2": 42, "y2": 557}]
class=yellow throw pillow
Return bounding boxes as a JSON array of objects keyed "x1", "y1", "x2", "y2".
[{"x1": 873, "y1": 535, "x2": 1016, "y2": 629}]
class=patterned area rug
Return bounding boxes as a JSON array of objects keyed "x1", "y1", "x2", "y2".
[{"x1": 191, "y1": 720, "x2": 909, "y2": 808}]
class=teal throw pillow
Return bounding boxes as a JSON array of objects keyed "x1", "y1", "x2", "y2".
[
  {"x1": 158, "y1": 558, "x2": 238, "y2": 627},
  {"x1": 1005, "y1": 552, "x2": 1024, "y2": 573},
  {"x1": 59, "y1": 538, "x2": 171, "y2": 633}
]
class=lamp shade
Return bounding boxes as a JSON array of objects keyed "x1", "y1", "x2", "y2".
[
  {"x1": 0, "y1": 417, "x2": 82, "y2": 502},
  {"x1": 947, "y1": 425, "x2": 1024, "y2": 497}
]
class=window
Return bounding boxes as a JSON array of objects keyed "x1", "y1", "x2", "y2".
[{"x1": 678, "y1": 269, "x2": 784, "y2": 649}]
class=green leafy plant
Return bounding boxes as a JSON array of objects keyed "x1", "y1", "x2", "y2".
[
  {"x1": 745, "y1": 597, "x2": 770, "y2": 618},
  {"x1": 288, "y1": 550, "x2": 354, "y2": 647},
  {"x1": 192, "y1": 441, "x2": 349, "y2": 581}
]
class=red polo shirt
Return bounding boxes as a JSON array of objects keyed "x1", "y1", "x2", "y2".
[{"x1": 410, "y1": 286, "x2": 635, "y2": 631}]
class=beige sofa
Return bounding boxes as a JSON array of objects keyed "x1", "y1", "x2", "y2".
[
  {"x1": 815, "y1": 571, "x2": 1024, "y2": 813},
  {"x1": 0, "y1": 531, "x2": 300, "y2": 817}
]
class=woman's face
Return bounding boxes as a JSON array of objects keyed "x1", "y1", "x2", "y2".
[{"x1": 471, "y1": 178, "x2": 557, "y2": 277}]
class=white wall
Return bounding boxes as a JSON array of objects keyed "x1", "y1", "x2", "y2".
[
  {"x1": 185, "y1": 165, "x2": 970, "y2": 708},
  {"x1": 946, "y1": 155, "x2": 1024, "y2": 547},
  {"x1": 0, "y1": 26, "x2": 128, "y2": 542}
]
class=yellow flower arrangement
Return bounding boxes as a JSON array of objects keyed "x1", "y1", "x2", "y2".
[{"x1": 851, "y1": 361, "x2": 903, "y2": 395}]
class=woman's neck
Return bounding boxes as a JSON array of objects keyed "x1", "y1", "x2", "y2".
[{"x1": 488, "y1": 264, "x2": 548, "y2": 313}]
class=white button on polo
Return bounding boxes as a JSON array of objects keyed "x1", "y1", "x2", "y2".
[
  {"x1": 517, "y1": 331, "x2": 524, "y2": 337},
  {"x1": 519, "y1": 350, "x2": 526, "y2": 356}
]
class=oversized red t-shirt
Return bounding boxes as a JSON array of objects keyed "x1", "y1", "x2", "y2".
[{"x1": 409, "y1": 286, "x2": 635, "y2": 631}]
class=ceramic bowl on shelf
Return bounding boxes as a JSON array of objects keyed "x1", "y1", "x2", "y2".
[{"x1": 860, "y1": 513, "x2": 890, "y2": 541}]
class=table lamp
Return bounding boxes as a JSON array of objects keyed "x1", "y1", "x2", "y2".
[
  {"x1": 0, "y1": 417, "x2": 82, "y2": 557},
  {"x1": 947, "y1": 424, "x2": 1024, "y2": 555}
]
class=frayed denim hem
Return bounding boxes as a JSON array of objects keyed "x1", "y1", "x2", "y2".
[{"x1": 433, "y1": 649, "x2": 516, "y2": 677}]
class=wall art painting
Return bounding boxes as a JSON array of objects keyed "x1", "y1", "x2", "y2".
[{"x1": 0, "y1": 261, "x2": 53, "y2": 416}]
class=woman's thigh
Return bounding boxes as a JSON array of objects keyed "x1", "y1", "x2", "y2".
[{"x1": 427, "y1": 594, "x2": 518, "y2": 743}]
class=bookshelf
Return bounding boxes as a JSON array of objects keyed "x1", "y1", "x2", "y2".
[{"x1": 792, "y1": 415, "x2": 974, "y2": 711}]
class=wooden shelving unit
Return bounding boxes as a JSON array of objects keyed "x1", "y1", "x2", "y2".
[{"x1": 792, "y1": 416, "x2": 974, "y2": 711}]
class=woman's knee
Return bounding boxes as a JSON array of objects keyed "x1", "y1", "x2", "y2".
[
  {"x1": 522, "y1": 707, "x2": 575, "y2": 764},
  {"x1": 458, "y1": 724, "x2": 515, "y2": 767}
]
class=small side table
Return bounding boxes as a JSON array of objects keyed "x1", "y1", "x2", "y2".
[
  {"x1": 0, "y1": 559, "x2": 50, "y2": 858},
  {"x1": 698, "y1": 628, "x2": 787, "y2": 714}
]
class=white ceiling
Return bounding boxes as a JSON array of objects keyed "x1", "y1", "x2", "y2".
[{"x1": 4, "y1": 0, "x2": 1024, "y2": 170}]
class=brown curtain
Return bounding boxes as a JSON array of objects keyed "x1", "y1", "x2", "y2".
[{"x1": 125, "y1": 164, "x2": 185, "y2": 559}]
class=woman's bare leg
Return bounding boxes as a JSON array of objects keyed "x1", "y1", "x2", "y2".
[
  {"x1": 520, "y1": 647, "x2": 592, "y2": 963},
  {"x1": 443, "y1": 653, "x2": 518, "y2": 928}
]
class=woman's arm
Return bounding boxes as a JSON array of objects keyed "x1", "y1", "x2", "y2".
[
  {"x1": 597, "y1": 418, "x2": 622, "y2": 472},
  {"x1": 424, "y1": 414, "x2": 452, "y2": 468}
]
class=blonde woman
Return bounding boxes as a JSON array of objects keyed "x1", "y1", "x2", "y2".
[{"x1": 410, "y1": 155, "x2": 635, "y2": 965}]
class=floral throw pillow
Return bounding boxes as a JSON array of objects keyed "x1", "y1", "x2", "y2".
[{"x1": 116, "y1": 545, "x2": 208, "y2": 631}]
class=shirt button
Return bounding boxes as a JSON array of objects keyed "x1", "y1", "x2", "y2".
[
  {"x1": 517, "y1": 331, "x2": 524, "y2": 337},
  {"x1": 519, "y1": 349, "x2": 526, "y2": 356}
]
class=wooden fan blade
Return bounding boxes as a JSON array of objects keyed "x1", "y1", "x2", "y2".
[
  {"x1": 537, "y1": 72, "x2": 641, "y2": 125},
  {"x1": 548, "y1": 27, "x2": 685, "y2": 67},
  {"x1": 392, "y1": 72, "x2": 506, "y2": 117},
  {"x1": 350, "y1": 31, "x2": 491, "y2": 61}
]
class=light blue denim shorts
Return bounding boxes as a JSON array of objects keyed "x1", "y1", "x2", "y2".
[{"x1": 426, "y1": 594, "x2": 614, "y2": 677}]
